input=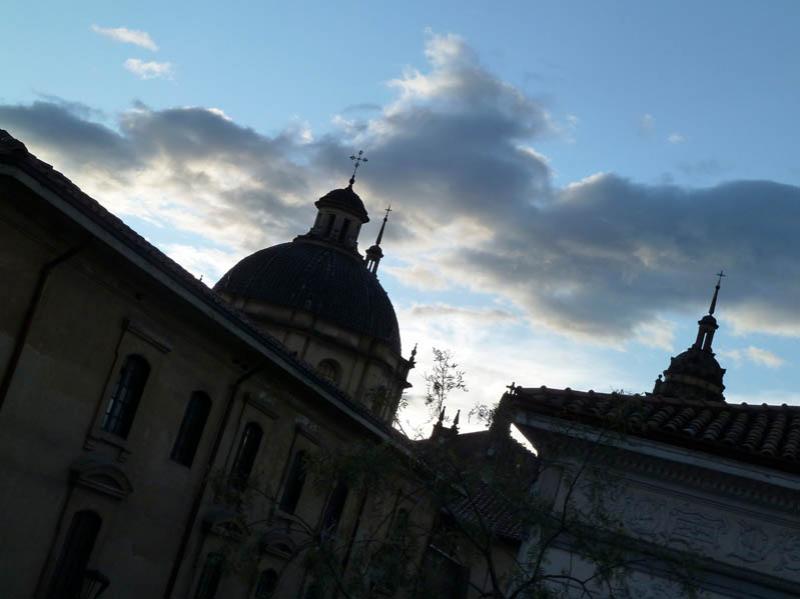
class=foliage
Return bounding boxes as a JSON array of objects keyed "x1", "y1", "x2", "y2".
[{"x1": 423, "y1": 347, "x2": 468, "y2": 421}]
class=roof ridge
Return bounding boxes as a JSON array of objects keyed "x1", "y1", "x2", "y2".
[{"x1": 0, "y1": 128, "x2": 399, "y2": 440}]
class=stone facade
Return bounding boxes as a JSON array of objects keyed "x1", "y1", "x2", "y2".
[
  {"x1": 0, "y1": 130, "x2": 520, "y2": 599},
  {"x1": 509, "y1": 387, "x2": 800, "y2": 598}
]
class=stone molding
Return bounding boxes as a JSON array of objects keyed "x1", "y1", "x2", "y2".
[{"x1": 69, "y1": 455, "x2": 133, "y2": 499}]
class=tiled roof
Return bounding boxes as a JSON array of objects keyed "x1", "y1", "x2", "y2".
[
  {"x1": 448, "y1": 481, "x2": 524, "y2": 542},
  {"x1": 508, "y1": 386, "x2": 800, "y2": 475},
  {"x1": 0, "y1": 129, "x2": 400, "y2": 441},
  {"x1": 419, "y1": 430, "x2": 538, "y2": 542}
]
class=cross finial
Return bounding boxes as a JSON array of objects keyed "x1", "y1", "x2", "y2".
[{"x1": 349, "y1": 150, "x2": 368, "y2": 186}]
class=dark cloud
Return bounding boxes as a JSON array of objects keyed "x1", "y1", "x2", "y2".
[
  {"x1": 341, "y1": 103, "x2": 382, "y2": 114},
  {"x1": 1, "y1": 33, "x2": 798, "y2": 344},
  {"x1": 0, "y1": 101, "x2": 134, "y2": 169}
]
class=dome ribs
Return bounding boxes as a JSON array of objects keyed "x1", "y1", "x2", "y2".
[{"x1": 214, "y1": 241, "x2": 401, "y2": 353}]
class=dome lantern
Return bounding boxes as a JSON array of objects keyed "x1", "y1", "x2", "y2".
[{"x1": 653, "y1": 272, "x2": 728, "y2": 402}]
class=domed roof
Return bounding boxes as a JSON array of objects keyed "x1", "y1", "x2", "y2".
[
  {"x1": 658, "y1": 347, "x2": 726, "y2": 402},
  {"x1": 214, "y1": 240, "x2": 400, "y2": 353},
  {"x1": 316, "y1": 186, "x2": 369, "y2": 222}
]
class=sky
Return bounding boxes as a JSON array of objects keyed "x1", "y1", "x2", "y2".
[{"x1": 2, "y1": 1, "x2": 800, "y2": 434}]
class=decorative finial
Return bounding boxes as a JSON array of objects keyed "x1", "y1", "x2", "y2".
[
  {"x1": 452, "y1": 409, "x2": 460, "y2": 427},
  {"x1": 709, "y1": 270, "x2": 725, "y2": 315},
  {"x1": 437, "y1": 405, "x2": 446, "y2": 424},
  {"x1": 349, "y1": 150, "x2": 368, "y2": 186}
]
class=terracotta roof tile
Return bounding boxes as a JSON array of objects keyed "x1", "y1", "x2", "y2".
[{"x1": 508, "y1": 386, "x2": 800, "y2": 475}]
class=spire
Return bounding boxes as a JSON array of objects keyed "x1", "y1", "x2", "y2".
[
  {"x1": 349, "y1": 150, "x2": 368, "y2": 186},
  {"x1": 375, "y1": 206, "x2": 391, "y2": 246},
  {"x1": 653, "y1": 272, "x2": 728, "y2": 402},
  {"x1": 365, "y1": 206, "x2": 391, "y2": 275},
  {"x1": 708, "y1": 270, "x2": 725, "y2": 315},
  {"x1": 692, "y1": 271, "x2": 725, "y2": 352}
]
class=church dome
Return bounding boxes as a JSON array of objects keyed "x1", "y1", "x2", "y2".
[
  {"x1": 214, "y1": 240, "x2": 401, "y2": 353},
  {"x1": 666, "y1": 348, "x2": 725, "y2": 388},
  {"x1": 315, "y1": 186, "x2": 369, "y2": 222}
]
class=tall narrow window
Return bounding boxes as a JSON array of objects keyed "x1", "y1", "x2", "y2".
[
  {"x1": 337, "y1": 219, "x2": 351, "y2": 242},
  {"x1": 253, "y1": 569, "x2": 278, "y2": 599},
  {"x1": 171, "y1": 392, "x2": 212, "y2": 467},
  {"x1": 320, "y1": 481, "x2": 349, "y2": 535},
  {"x1": 322, "y1": 214, "x2": 335, "y2": 238},
  {"x1": 279, "y1": 450, "x2": 307, "y2": 513},
  {"x1": 101, "y1": 354, "x2": 150, "y2": 438},
  {"x1": 231, "y1": 422, "x2": 263, "y2": 489},
  {"x1": 194, "y1": 552, "x2": 224, "y2": 599},
  {"x1": 47, "y1": 510, "x2": 102, "y2": 599}
]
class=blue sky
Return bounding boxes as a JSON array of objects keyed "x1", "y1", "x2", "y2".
[{"x1": 3, "y1": 1, "x2": 800, "y2": 432}]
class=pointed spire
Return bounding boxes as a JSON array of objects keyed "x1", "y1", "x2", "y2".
[
  {"x1": 709, "y1": 270, "x2": 725, "y2": 315},
  {"x1": 375, "y1": 205, "x2": 391, "y2": 246},
  {"x1": 452, "y1": 409, "x2": 460, "y2": 428},
  {"x1": 365, "y1": 205, "x2": 391, "y2": 275},
  {"x1": 690, "y1": 271, "x2": 726, "y2": 351}
]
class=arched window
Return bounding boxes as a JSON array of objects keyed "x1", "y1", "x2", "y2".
[
  {"x1": 194, "y1": 552, "x2": 224, "y2": 599},
  {"x1": 279, "y1": 450, "x2": 307, "y2": 513},
  {"x1": 231, "y1": 422, "x2": 263, "y2": 489},
  {"x1": 171, "y1": 392, "x2": 212, "y2": 467},
  {"x1": 101, "y1": 354, "x2": 150, "y2": 438},
  {"x1": 320, "y1": 480, "x2": 349, "y2": 536},
  {"x1": 47, "y1": 510, "x2": 102, "y2": 599},
  {"x1": 253, "y1": 569, "x2": 278, "y2": 599},
  {"x1": 316, "y1": 359, "x2": 341, "y2": 385}
]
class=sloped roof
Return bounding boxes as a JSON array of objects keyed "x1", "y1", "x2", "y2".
[
  {"x1": 0, "y1": 129, "x2": 401, "y2": 442},
  {"x1": 508, "y1": 386, "x2": 800, "y2": 475}
]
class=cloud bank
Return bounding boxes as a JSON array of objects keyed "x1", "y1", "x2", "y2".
[{"x1": 2, "y1": 33, "x2": 800, "y2": 348}]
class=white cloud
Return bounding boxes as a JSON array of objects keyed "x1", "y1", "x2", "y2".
[
  {"x1": 721, "y1": 346, "x2": 785, "y2": 369},
  {"x1": 124, "y1": 59, "x2": 173, "y2": 80},
  {"x1": 667, "y1": 132, "x2": 686, "y2": 144},
  {"x1": 91, "y1": 25, "x2": 158, "y2": 51}
]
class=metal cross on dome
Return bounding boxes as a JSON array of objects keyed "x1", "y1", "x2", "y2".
[{"x1": 349, "y1": 150, "x2": 368, "y2": 185}]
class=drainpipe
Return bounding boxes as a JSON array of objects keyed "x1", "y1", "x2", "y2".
[
  {"x1": 163, "y1": 365, "x2": 262, "y2": 598},
  {"x1": 0, "y1": 245, "x2": 83, "y2": 414}
]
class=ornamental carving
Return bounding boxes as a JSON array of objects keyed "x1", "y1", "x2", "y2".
[
  {"x1": 667, "y1": 508, "x2": 726, "y2": 550},
  {"x1": 729, "y1": 521, "x2": 771, "y2": 563},
  {"x1": 775, "y1": 534, "x2": 800, "y2": 573}
]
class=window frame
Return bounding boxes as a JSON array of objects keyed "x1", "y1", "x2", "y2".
[
  {"x1": 171, "y1": 391, "x2": 212, "y2": 467},
  {"x1": 100, "y1": 354, "x2": 150, "y2": 439},
  {"x1": 230, "y1": 422, "x2": 264, "y2": 490}
]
